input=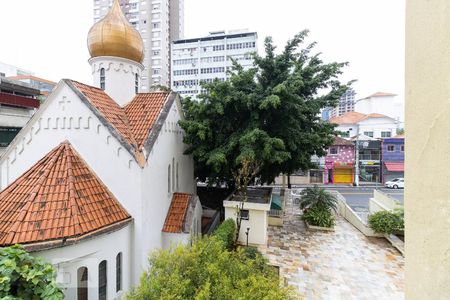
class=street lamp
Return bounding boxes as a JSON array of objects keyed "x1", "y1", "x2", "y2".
[{"x1": 245, "y1": 227, "x2": 250, "y2": 246}]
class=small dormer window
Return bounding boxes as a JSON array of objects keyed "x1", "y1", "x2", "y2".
[
  {"x1": 135, "y1": 73, "x2": 139, "y2": 93},
  {"x1": 100, "y1": 68, "x2": 106, "y2": 90}
]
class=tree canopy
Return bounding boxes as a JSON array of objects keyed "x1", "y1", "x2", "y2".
[
  {"x1": 126, "y1": 236, "x2": 298, "y2": 300},
  {"x1": 0, "y1": 245, "x2": 64, "y2": 299},
  {"x1": 179, "y1": 30, "x2": 351, "y2": 186}
]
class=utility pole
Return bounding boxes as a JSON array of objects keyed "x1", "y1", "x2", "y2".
[{"x1": 355, "y1": 124, "x2": 360, "y2": 187}]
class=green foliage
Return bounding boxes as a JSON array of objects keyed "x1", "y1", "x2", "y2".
[
  {"x1": 179, "y1": 30, "x2": 352, "y2": 186},
  {"x1": 126, "y1": 236, "x2": 298, "y2": 300},
  {"x1": 213, "y1": 218, "x2": 236, "y2": 250},
  {"x1": 299, "y1": 185, "x2": 338, "y2": 212},
  {"x1": 302, "y1": 206, "x2": 335, "y2": 228},
  {"x1": 0, "y1": 245, "x2": 64, "y2": 299},
  {"x1": 368, "y1": 211, "x2": 404, "y2": 235}
]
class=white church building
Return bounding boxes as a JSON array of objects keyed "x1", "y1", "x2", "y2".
[{"x1": 0, "y1": 1, "x2": 202, "y2": 298}]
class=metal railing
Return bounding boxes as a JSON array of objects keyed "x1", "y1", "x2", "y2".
[{"x1": 268, "y1": 209, "x2": 283, "y2": 218}]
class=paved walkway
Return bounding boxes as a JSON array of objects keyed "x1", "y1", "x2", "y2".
[{"x1": 258, "y1": 193, "x2": 404, "y2": 299}]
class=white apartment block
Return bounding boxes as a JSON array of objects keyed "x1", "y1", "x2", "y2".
[
  {"x1": 329, "y1": 88, "x2": 356, "y2": 118},
  {"x1": 93, "y1": 0, "x2": 184, "y2": 90},
  {"x1": 171, "y1": 30, "x2": 257, "y2": 98}
]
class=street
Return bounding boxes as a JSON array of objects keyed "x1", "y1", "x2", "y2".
[{"x1": 327, "y1": 186, "x2": 404, "y2": 215}]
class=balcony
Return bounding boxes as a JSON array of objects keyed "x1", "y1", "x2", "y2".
[{"x1": 359, "y1": 154, "x2": 380, "y2": 160}]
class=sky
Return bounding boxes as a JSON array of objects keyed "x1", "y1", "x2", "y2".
[{"x1": 0, "y1": 0, "x2": 405, "y2": 101}]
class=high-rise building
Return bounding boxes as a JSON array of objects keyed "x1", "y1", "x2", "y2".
[
  {"x1": 93, "y1": 0, "x2": 184, "y2": 91},
  {"x1": 329, "y1": 88, "x2": 356, "y2": 118},
  {"x1": 171, "y1": 30, "x2": 257, "y2": 98}
]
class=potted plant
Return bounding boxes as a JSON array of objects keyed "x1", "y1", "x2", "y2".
[{"x1": 299, "y1": 185, "x2": 338, "y2": 230}]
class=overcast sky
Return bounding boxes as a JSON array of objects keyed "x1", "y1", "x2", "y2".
[{"x1": 0, "y1": 0, "x2": 404, "y2": 101}]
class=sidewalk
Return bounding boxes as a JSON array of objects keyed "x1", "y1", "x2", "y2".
[{"x1": 258, "y1": 192, "x2": 404, "y2": 299}]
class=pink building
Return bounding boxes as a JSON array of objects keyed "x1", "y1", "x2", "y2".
[{"x1": 324, "y1": 137, "x2": 355, "y2": 184}]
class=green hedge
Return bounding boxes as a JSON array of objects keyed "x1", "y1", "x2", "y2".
[
  {"x1": 302, "y1": 206, "x2": 335, "y2": 228},
  {"x1": 368, "y1": 210, "x2": 404, "y2": 234},
  {"x1": 213, "y1": 218, "x2": 236, "y2": 250}
]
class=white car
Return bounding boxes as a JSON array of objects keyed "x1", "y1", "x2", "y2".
[{"x1": 385, "y1": 178, "x2": 404, "y2": 189}]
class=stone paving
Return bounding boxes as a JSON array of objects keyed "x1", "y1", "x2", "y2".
[{"x1": 258, "y1": 193, "x2": 404, "y2": 299}]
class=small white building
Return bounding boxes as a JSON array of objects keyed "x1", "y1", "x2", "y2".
[
  {"x1": 171, "y1": 30, "x2": 257, "y2": 98},
  {"x1": 223, "y1": 188, "x2": 272, "y2": 246},
  {"x1": 330, "y1": 111, "x2": 399, "y2": 139},
  {"x1": 355, "y1": 92, "x2": 404, "y2": 124},
  {"x1": 0, "y1": 1, "x2": 201, "y2": 298}
]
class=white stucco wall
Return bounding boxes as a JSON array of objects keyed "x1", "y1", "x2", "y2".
[
  {"x1": 35, "y1": 224, "x2": 132, "y2": 300},
  {"x1": 223, "y1": 201, "x2": 270, "y2": 245},
  {"x1": 89, "y1": 56, "x2": 144, "y2": 106},
  {"x1": 0, "y1": 106, "x2": 35, "y2": 127},
  {"x1": 355, "y1": 95, "x2": 404, "y2": 123},
  {"x1": 336, "y1": 117, "x2": 397, "y2": 139}
]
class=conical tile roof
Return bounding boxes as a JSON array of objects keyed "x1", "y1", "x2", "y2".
[{"x1": 0, "y1": 141, "x2": 131, "y2": 247}]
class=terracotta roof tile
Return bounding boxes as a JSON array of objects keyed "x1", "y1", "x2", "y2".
[
  {"x1": 333, "y1": 136, "x2": 354, "y2": 146},
  {"x1": 70, "y1": 81, "x2": 138, "y2": 148},
  {"x1": 330, "y1": 112, "x2": 392, "y2": 125},
  {"x1": 0, "y1": 141, "x2": 131, "y2": 246},
  {"x1": 162, "y1": 193, "x2": 192, "y2": 233},
  {"x1": 367, "y1": 92, "x2": 397, "y2": 98},
  {"x1": 124, "y1": 92, "x2": 169, "y2": 149}
]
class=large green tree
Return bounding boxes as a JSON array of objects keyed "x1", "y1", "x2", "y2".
[
  {"x1": 179, "y1": 30, "x2": 351, "y2": 187},
  {"x1": 126, "y1": 236, "x2": 298, "y2": 299}
]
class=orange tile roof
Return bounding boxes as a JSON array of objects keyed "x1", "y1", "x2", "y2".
[
  {"x1": 162, "y1": 193, "x2": 192, "y2": 233},
  {"x1": 124, "y1": 92, "x2": 169, "y2": 149},
  {"x1": 8, "y1": 75, "x2": 57, "y2": 85},
  {"x1": 70, "y1": 81, "x2": 138, "y2": 148},
  {"x1": 330, "y1": 111, "x2": 392, "y2": 125},
  {"x1": 0, "y1": 141, "x2": 131, "y2": 247},
  {"x1": 67, "y1": 80, "x2": 171, "y2": 158}
]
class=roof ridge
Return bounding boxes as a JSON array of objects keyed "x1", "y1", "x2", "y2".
[
  {"x1": 65, "y1": 143, "x2": 83, "y2": 237},
  {"x1": 4, "y1": 145, "x2": 65, "y2": 245}
]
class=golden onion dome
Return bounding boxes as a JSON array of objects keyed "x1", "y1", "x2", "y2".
[{"x1": 87, "y1": 0, "x2": 144, "y2": 63}]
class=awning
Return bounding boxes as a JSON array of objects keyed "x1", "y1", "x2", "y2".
[{"x1": 384, "y1": 162, "x2": 404, "y2": 172}]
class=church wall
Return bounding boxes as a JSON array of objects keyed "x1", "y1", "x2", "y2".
[
  {"x1": 137, "y1": 97, "x2": 196, "y2": 282},
  {"x1": 36, "y1": 224, "x2": 132, "y2": 300},
  {"x1": 0, "y1": 82, "x2": 145, "y2": 284}
]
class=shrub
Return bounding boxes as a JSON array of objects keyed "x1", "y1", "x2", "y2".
[
  {"x1": 213, "y1": 218, "x2": 236, "y2": 250},
  {"x1": 368, "y1": 210, "x2": 404, "y2": 234},
  {"x1": 0, "y1": 245, "x2": 64, "y2": 299},
  {"x1": 302, "y1": 206, "x2": 335, "y2": 228},
  {"x1": 126, "y1": 237, "x2": 298, "y2": 300},
  {"x1": 299, "y1": 185, "x2": 338, "y2": 212}
]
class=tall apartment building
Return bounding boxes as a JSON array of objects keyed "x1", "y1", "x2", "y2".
[
  {"x1": 93, "y1": 0, "x2": 184, "y2": 90},
  {"x1": 329, "y1": 88, "x2": 356, "y2": 118},
  {"x1": 171, "y1": 30, "x2": 257, "y2": 98}
]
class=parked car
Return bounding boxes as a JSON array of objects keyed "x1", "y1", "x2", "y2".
[{"x1": 385, "y1": 178, "x2": 404, "y2": 189}]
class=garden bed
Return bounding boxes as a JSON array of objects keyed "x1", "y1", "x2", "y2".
[{"x1": 304, "y1": 220, "x2": 335, "y2": 231}]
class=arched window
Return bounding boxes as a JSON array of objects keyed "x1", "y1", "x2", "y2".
[
  {"x1": 98, "y1": 260, "x2": 107, "y2": 300},
  {"x1": 168, "y1": 165, "x2": 171, "y2": 193},
  {"x1": 116, "y1": 253, "x2": 122, "y2": 292},
  {"x1": 172, "y1": 158, "x2": 175, "y2": 191},
  {"x1": 100, "y1": 68, "x2": 106, "y2": 90},
  {"x1": 135, "y1": 73, "x2": 139, "y2": 93},
  {"x1": 77, "y1": 267, "x2": 88, "y2": 300},
  {"x1": 176, "y1": 162, "x2": 179, "y2": 191}
]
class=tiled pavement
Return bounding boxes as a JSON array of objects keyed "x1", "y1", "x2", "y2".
[{"x1": 258, "y1": 193, "x2": 404, "y2": 300}]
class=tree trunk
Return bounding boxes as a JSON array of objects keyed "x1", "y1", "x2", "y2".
[{"x1": 287, "y1": 173, "x2": 292, "y2": 189}]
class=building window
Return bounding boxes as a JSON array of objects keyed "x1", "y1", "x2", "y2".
[
  {"x1": 387, "y1": 145, "x2": 395, "y2": 152},
  {"x1": 329, "y1": 147, "x2": 338, "y2": 155},
  {"x1": 172, "y1": 158, "x2": 175, "y2": 191},
  {"x1": 401, "y1": 145, "x2": 405, "y2": 152},
  {"x1": 240, "y1": 210, "x2": 249, "y2": 220},
  {"x1": 100, "y1": 68, "x2": 105, "y2": 90},
  {"x1": 77, "y1": 267, "x2": 88, "y2": 300},
  {"x1": 98, "y1": 260, "x2": 107, "y2": 300},
  {"x1": 135, "y1": 73, "x2": 139, "y2": 93},
  {"x1": 381, "y1": 131, "x2": 392, "y2": 138},
  {"x1": 116, "y1": 253, "x2": 122, "y2": 292},
  {"x1": 176, "y1": 162, "x2": 179, "y2": 190},
  {"x1": 168, "y1": 165, "x2": 171, "y2": 193},
  {"x1": 363, "y1": 131, "x2": 374, "y2": 138}
]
